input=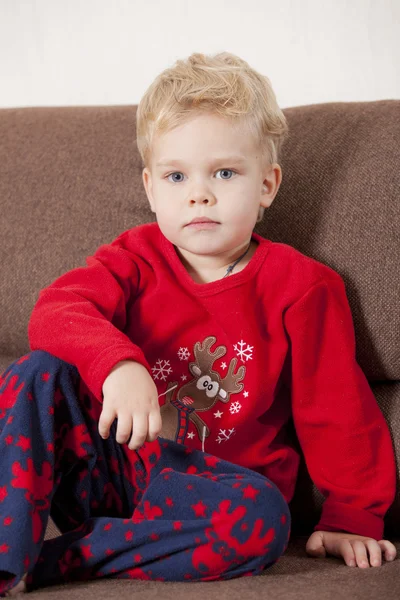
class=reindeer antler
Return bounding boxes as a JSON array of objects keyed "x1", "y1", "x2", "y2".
[
  {"x1": 193, "y1": 336, "x2": 226, "y2": 374},
  {"x1": 219, "y1": 357, "x2": 245, "y2": 396}
]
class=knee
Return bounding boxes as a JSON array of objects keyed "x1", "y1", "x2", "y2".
[{"x1": 237, "y1": 477, "x2": 291, "y2": 566}]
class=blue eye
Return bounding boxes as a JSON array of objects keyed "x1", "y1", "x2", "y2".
[
  {"x1": 167, "y1": 172, "x2": 185, "y2": 183},
  {"x1": 216, "y1": 169, "x2": 235, "y2": 179},
  {"x1": 166, "y1": 169, "x2": 236, "y2": 183}
]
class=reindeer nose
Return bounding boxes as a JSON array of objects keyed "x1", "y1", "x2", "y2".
[{"x1": 181, "y1": 396, "x2": 194, "y2": 405}]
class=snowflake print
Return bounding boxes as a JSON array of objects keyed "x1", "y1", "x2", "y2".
[
  {"x1": 152, "y1": 359, "x2": 173, "y2": 381},
  {"x1": 243, "y1": 391, "x2": 249, "y2": 398},
  {"x1": 234, "y1": 340, "x2": 253, "y2": 362},
  {"x1": 216, "y1": 428, "x2": 236, "y2": 443},
  {"x1": 229, "y1": 401, "x2": 242, "y2": 414},
  {"x1": 220, "y1": 361, "x2": 227, "y2": 370},
  {"x1": 177, "y1": 347, "x2": 190, "y2": 361}
]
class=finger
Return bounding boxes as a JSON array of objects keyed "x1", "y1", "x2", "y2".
[
  {"x1": 364, "y1": 539, "x2": 383, "y2": 567},
  {"x1": 378, "y1": 540, "x2": 397, "y2": 562},
  {"x1": 147, "y1": 409, "x2": 162, "y2": 442},
  {"x1": 128, "y1": 414, "x2": 148, "y2": 450},
  {"x1": 337, "y1": 539, "x2": 357, "y2": 567},
  {"x1": 350, "y1": 540, "x2": 370, "y2": 568},
  {"x1": 115, "y1": 414, "x2": 133, "y2": 444},
  {"x1": 98, "y1": 408, "x2": 116, "y2": 439}
]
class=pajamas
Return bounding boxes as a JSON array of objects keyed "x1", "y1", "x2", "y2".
[{"x1": 0, "y1": 350, "x2": 291, "y2": 595}]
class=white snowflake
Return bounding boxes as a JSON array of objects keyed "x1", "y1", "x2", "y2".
[
  {"x1": 220, "y1": 361, "x2": 227, "y2": 370},
  {"x1": 177, "y1": 347, "x2": 190, "y2": 361},
  {"x1": 234, "y1": 340, "x2": 253, "y2": 362},
  {"x1": 216, "y1": 428, "x2": 236, "y2": 443},
  {"x1": 152, "y1": 359, "x2": 173, "y2": 381},
  {"x1": 229, "y1": 401, "x2": 242, "y2": 414},
  {"x1": 243, "y1": 391, "x2": 249, "y2": 398}
]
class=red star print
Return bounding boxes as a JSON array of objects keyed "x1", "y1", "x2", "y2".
[
  {"x1": 0, "y1": 543, "x2": 10, "y2": 553},
  {"x1": 125, "y1": 531, "x2": 134, "y2": 541},
  {"x1": 204, "y1": 455, "x2": 219, "y2": 468},
  {"x1": 242, "y1": 484, "x2": 260, "y2": 501},
  {"x1": 78, "y1": 469, "x2": 88, "y2": 482},
  {"x1": 0, "y1": 486, "x2": 8, "y2": 502},
  {"x1": 105, "y1": 549, "x2": 114, "y2": 556},
  {"x1": 134, "y1": 554, "x2": 142, "y2": 562},
  {"x1": 48, "y1": 406, "x2": 54, "y2": 415},
  {"x1": 110, "y1": 457, "x2": 119, "y2": 474},
  {"x1": 3, "y1": 516, "x2": 13, "y2": 526},
  {"x1": 41, "y1": 372, "x2": 51, "y2": 382},
  {"x1": 149, "y1": 533, "x2": 159, "y2": 541},
  {"x1": 5, "y1": 435, "x2": 13, "y2": 445},
  {"x1": 173, "y1": 521, "x2": 183, "y2": 530},
  {"x1": 47, "y1": 443, "x2": 54, "y2": 452},
  {"x1": 6, "y1": 416, "x2": 13, "y2": 424},
  {"x1": 281, "y1": 514, "x2": 287, "y2": 524},
  {"x1": 80, "y1": 545, "x2": 94, "y2": 560},
  {"x1": 104, "y1": 523, "x2": 112, "y2": 531},
  {"x1": 192, "y1": 500, "x2": 207, "y2": 517},
  {"x1": 16, "y1": 355, "x2": 30, "y2": 365},
  {"x1": 54, "y1": 388, "x2": 64, "y2": 407},
  {"x1": 16, "y1": 435, "x2": 31, "y2": 452},
  {"x1": 165, "y1": 497, "x2": 174, "y2": 507}
]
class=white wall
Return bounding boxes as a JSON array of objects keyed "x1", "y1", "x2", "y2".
[{"x1": 1, "y1": 0, "x2": 399, "y2": 109}]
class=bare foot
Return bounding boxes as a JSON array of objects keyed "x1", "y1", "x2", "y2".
[{"x1": 4, "y1": 574, "x2": 27, "y2": 596}]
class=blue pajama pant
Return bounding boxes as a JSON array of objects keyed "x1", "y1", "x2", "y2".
[{"x1": 0, "y1": 350, "x2": 291, "y2": 594}]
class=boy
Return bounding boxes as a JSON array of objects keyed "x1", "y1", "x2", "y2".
[{"x1": 0, "y1": 52, "x2": 397, "y2": 595}]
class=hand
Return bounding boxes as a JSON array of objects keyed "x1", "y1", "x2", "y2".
[
  {"x1": 306, "y1": 530, "x2": 397, "y2": 568},
  {"x1": 99, "y1": 360, "x2": 162, "y2": 450}
]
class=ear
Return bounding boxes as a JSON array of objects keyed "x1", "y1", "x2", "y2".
[
  {"x1": 142, "y1": 167, "x2": 156, "y2": 213},
  {"x1": 260, "y1": 163, "x2": 283, "y2": 209}
]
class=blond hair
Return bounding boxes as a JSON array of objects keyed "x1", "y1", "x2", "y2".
[{"x1": 136, "y1": 51, "x2": 289, "y2": 221}]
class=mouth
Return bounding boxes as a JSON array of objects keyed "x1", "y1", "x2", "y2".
[{"x1": 185, "y1": 217, "x2": 220, "y2": 228}]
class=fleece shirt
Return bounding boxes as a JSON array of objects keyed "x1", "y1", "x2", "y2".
[{"x1": 28, "y1": 222, "x2": 396, "y2": 540}]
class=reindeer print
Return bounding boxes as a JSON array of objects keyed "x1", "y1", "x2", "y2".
[{"x1": 159, "y1": 336, "x2": 245, "y2": 444}]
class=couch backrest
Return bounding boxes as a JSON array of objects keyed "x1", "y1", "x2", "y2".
[{"x1": 0, "y1": 101, "x2": 399, "y2": 534}]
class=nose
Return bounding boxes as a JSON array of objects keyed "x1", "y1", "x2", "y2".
[{"x1": 188, "y1": 191, "x2": 216, "y2": 206}]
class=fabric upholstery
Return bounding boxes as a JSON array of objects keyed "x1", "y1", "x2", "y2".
[{"x1": 0, "y1": 100, "x2": 399, "y2": 596}]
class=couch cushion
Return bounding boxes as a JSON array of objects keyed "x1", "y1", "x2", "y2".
[
  {"x1": 15, "y1": 537, "x2": 400, "y2": 600},
  {"x1": 0, "y1": 102, "x2": 399, "y2": 380}
]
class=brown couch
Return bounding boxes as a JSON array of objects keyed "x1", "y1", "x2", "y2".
[{"x1": 0, "y1": 100, "x2": 399, "y2": 598}]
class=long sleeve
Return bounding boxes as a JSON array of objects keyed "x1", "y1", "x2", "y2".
[
  {"x1": 28, "y1": 231, "x2": 151, "y2": 401},
  {"x1": 283, "y1": 273, "x2": 397, "y2": 540}
]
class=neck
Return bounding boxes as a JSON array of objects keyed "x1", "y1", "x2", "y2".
[{"x1": 176, "y1": 238, "x2": 257, "y2": 284}]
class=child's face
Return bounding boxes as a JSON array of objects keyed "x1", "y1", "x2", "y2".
[{"x1": 142, "y1": 111, "x2": 281, "y2": 258}]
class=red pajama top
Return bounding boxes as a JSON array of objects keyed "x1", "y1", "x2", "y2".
[{"x1": 28, "y1": 222, "x2": 396, "y2": 540}]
